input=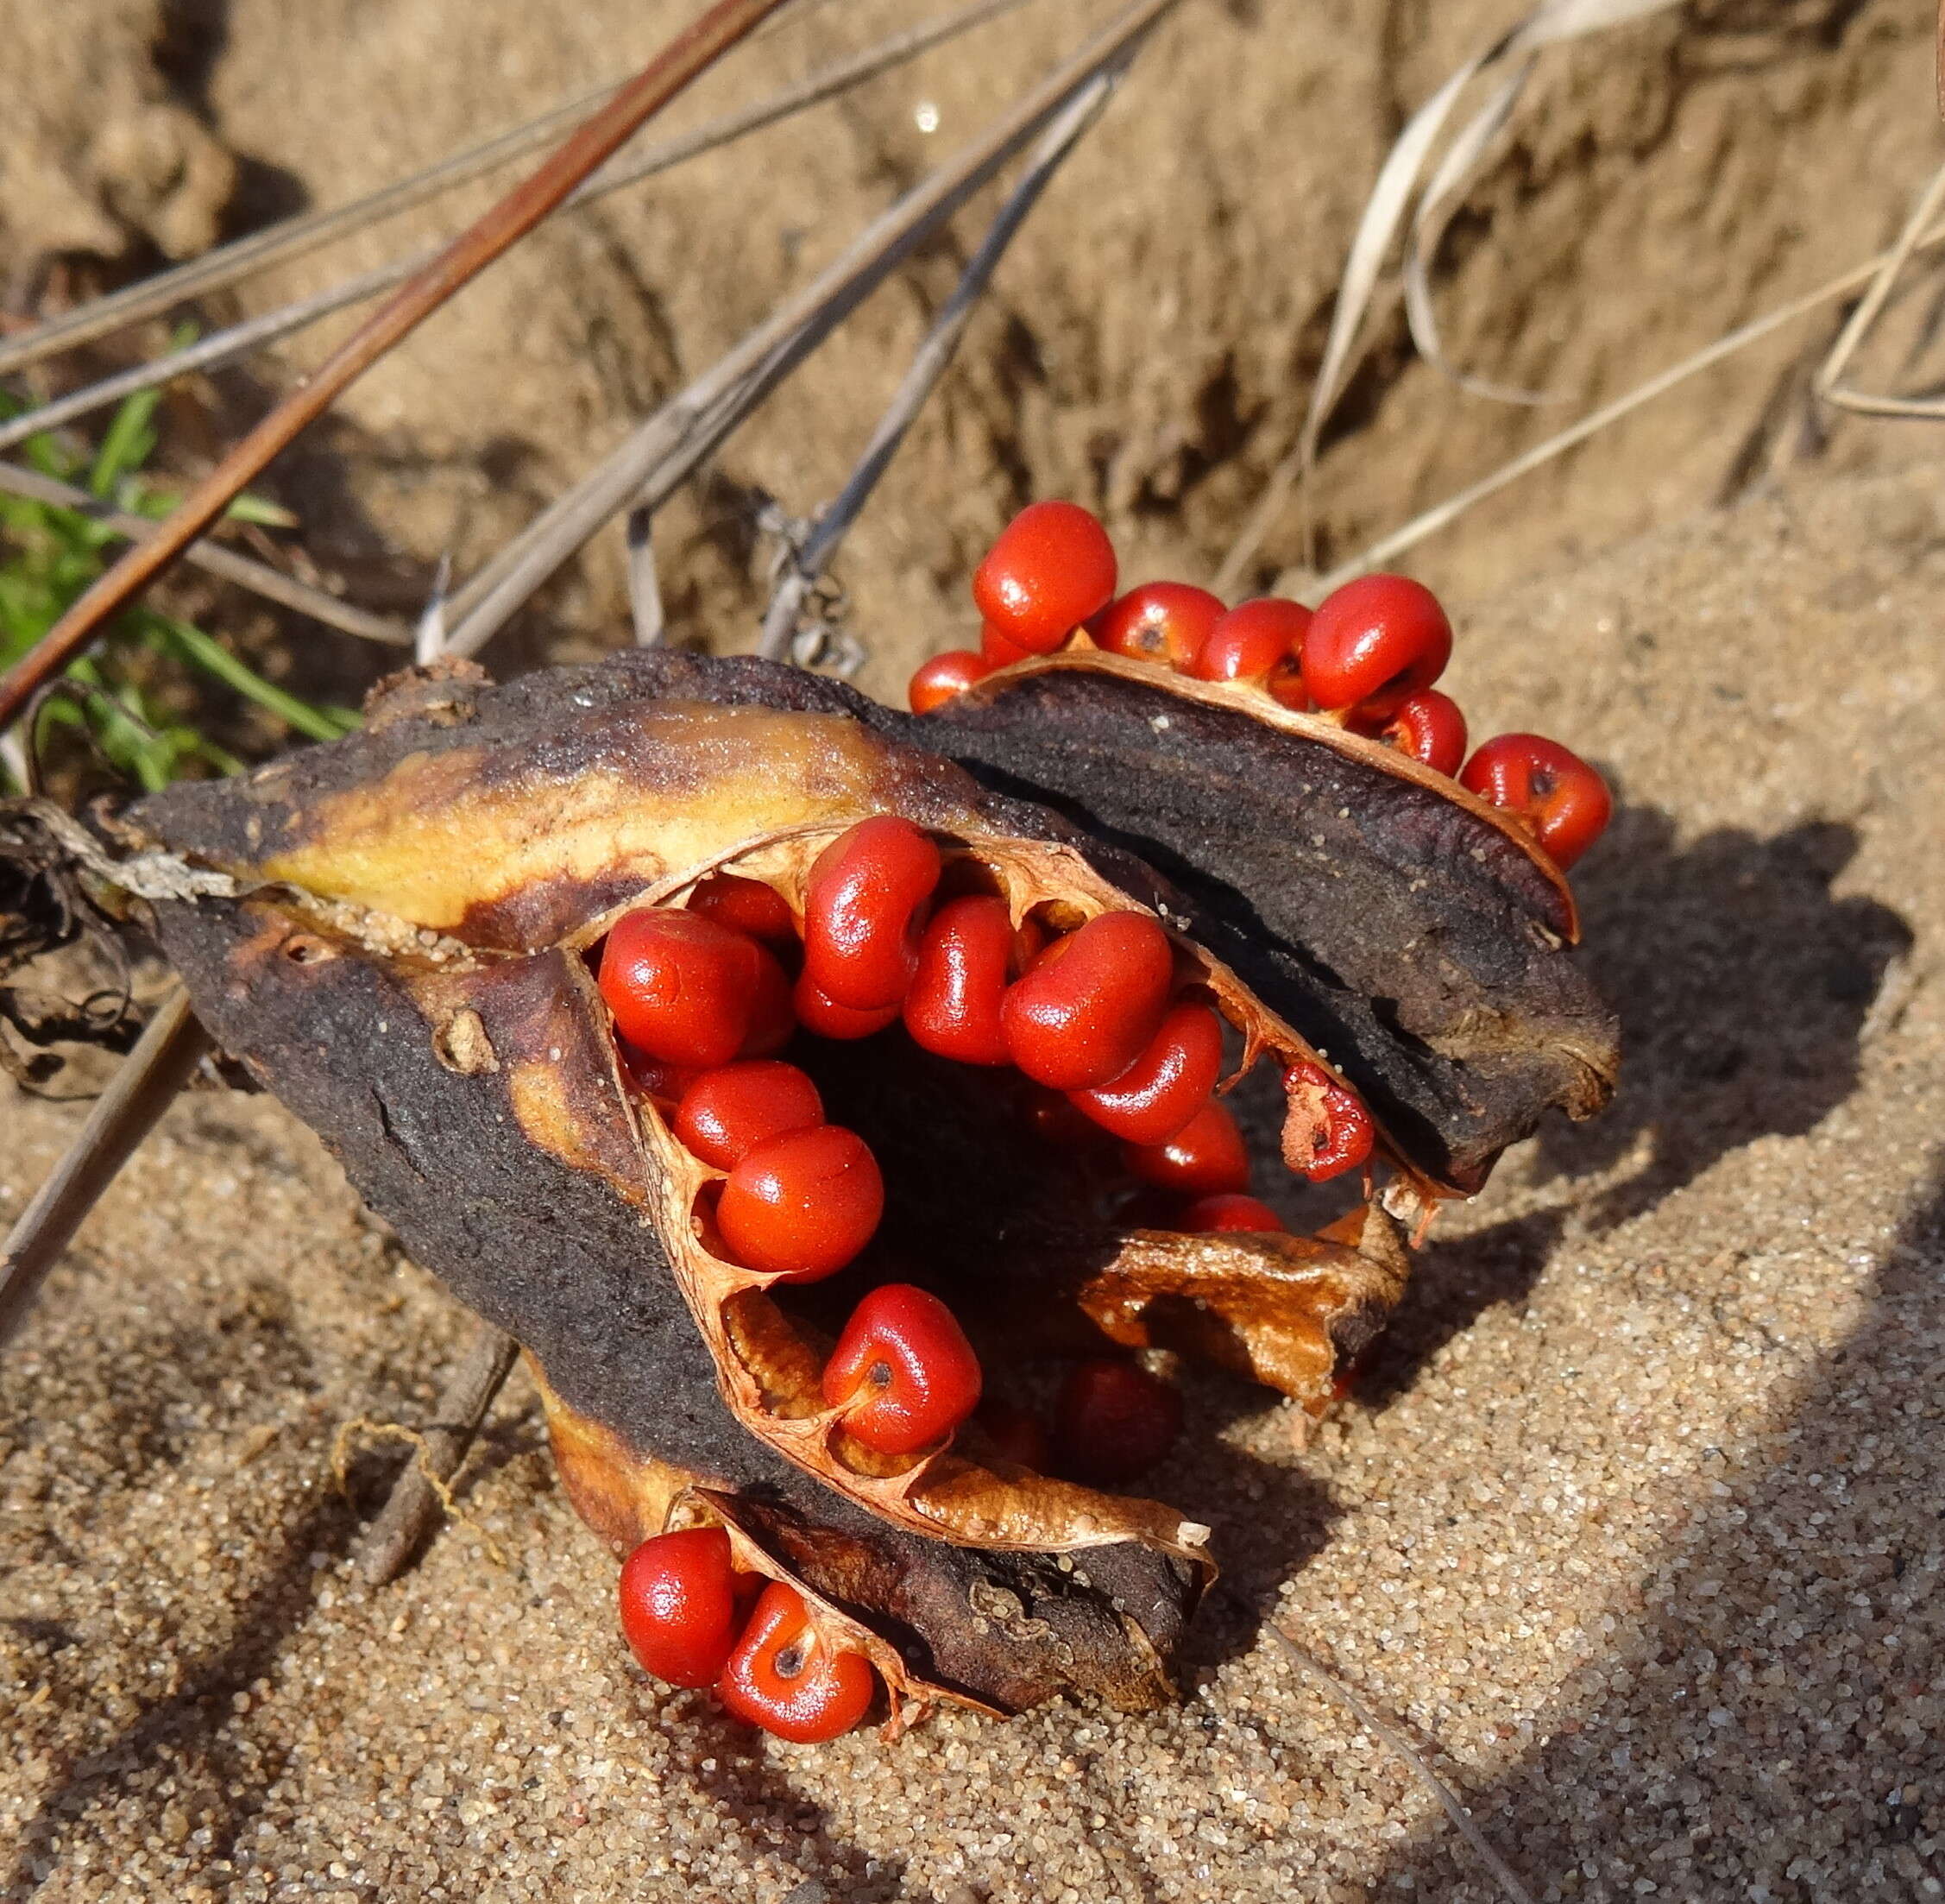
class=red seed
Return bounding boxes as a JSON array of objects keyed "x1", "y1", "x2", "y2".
[
  {"x1": 1067, "y1": 1000, "x2": 1224, "y2": 1145},
  {"x1": 687, "y1": 872, "x2": 796, "y2": 943},
  {"x1": 598, "y1": 909, "x2": 762, "y2": 1069},
  {"x1": 1283, "y1": 1060, "x2": 1375, "y2": 1182},
  {"x1": 903, "y1": 895, "x2": 1017, "y2": 1066},
  {"x1": 1020, "y1": 1086, "x2": 1106, "y2": 1150},
  {"x1": 794, "y1": 969, "x2": 902, "y2": 1041},
  {"x1": 801, "y1": 816, "x2": 941, "y2": 1012},
  {"x1": 1001, "y1": 912, "x2": 1175, "y2": 1090},
  {"x1": 977, "y1": 1398, "x2": 1051, "y2": 1470},
  {"x1": 1302, "y1": 573, "x2": 1452, "y2": 716},
  {"x1": 715, "y1": 1125, "x2": 884, "y2": 1282},
  {"x1": 718, "y1": 1580, "x2": 877, "y2": 1743},
  {"x1": 674, "y1": 1062, "x2": 824, "y2": 1172},
  {"x1": 1179, "y1": 1192, "x2": 1287, "y2": 1233},
  {"x1": 973, "y1": 501, "x2": 1118, "y2": 654},
  {"x1": 1053, "y1": 1359, "x2": 1182, "y2": 1484},
  {"x1": 909, "y1": 649, "x2": 992, "y2": 714},
  {"x1": 1090, "y1": 581, "x2": 1225, "y2": 669},
  {"x1": 739, "y1": 943, "x2": 796, "y2": 1058},
  {"x1": 1459, "y1": 733, "x2": 1613, "y2": 869},
  {"x1": 1193, "y1": 596, "x2": 1312, "y2": 685},
  {"x1": 1124, "y1": 1098, "x2": 1249, "y2": 1197},
  {"x1": 980, "y1": 619, "x2": 1033, "y2": 666},
  {"x1": 618, "y1": 1527, "x2": 744, "y2": 1688},
  {"x1": 616, "y1": 1042, "x2": 697, "y2": 1105},
  {"x1": 821, "y1": 1283, "x2": 982, "y2": 1456},
  {"x1": 1268, "y1": 665, "x2": 1312, "y2": 712},
  {"x1": 1356, "y1": 688, "x2": 1467, "y2": 776}
]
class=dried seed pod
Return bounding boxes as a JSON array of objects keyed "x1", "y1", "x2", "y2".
[
  {"x1": 69, "y1": 652, "x2": 1425, "y2": 1726},
  {"x1": 918, "y1": 646, "x2": 1619, "y2": 1192}
]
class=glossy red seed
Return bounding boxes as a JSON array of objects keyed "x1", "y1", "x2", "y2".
[
  {"x1": 1356, "y1": 688, "x2": 1468, "y2": 776},
  {"x1": 973, "y1": 501, "x2": 1118, "y2": 654},
  {"x1": 616, "y1": 1042, "x2": 697, "y2": 1105},
  {"x1": 740, "y1": 943, "x2": 796, "y2": 1058},
  {"x1": 617, "y1": 1528, "x2": 743, "y2": 1688},
  {"x1": 1194, "y1": 596, "x2": 1312, "y2": 684},
  {"x1": 1302, "y1": 573, "x2": 1452, "y2": 716},
  {"x1": 1090, "y1": 581, "x2": 1225, "y2": 670},
  {"x1": 1001, "y1": 912, "x2": 1175, "y2": 1090},
  {"x1": 1459, "y1": 733, "x2": 1613, "y2": 869},
  {"x1": 1283, "y1": 1060, "x2": 1375, "y2": 1182},
  {"x1": 1124, "y1": 1098, "x2": 1249, "y2": 1197},
  {"x1": 909, "y1": 649, "x2": 992, "y2": 713},
  {"x1": 718, "y1": 1581, "x2": 877, "y2": 1743},
  {"x1": 793, "y1": 969, "x2": 902, "y2": 1040},
  {"x1": 686, "y1": 872, "x2": 796, "y2": 943},
  {"x1": 1268, "y1": 664, "x2": 1312, "y2": 711},
  {"x1": 674, "y1": 1062, "x2": 824, "y2": 1171},
  {"x1": 801, "y1": 816, "x2": 941, "y2": 1012},
  {"x1": 980, "y1": 619, "x2": 1033, "y2": 666},
  {"x1": 977, "y1": 1398, "x2": 1051, "y2": 1470},
  {"x1": 1067, "y1": 1000, "x2": 1224, "y2": 1145},
  {"x1": 1052, "y1": 1359, "x2": 1183, "y2": 1484},
  {"x1": 903, "y1": 895, "x2": 1016, "y2": 1066},
  {"x1": 821, "y1": 1283, "x2": 982, "y2": 1456},
  {"x1": 598, "y1": 910, "x2": 761, "y2": 1069},
  {"x1": 715, "y1": 1124, "x2": 884, "y2": 1281},
  {"x1": 1179, "y1": 1192, "x2": 1287, "y2": 1233}
]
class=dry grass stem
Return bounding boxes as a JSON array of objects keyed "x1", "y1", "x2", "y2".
[
  {"x1": 0, "y1": 0, "x2": 792, "y2": 735},
  {"x1": 349, "y1": 1323, "x2": 521, "y2": 1586},
  {"x1": 0, "y1": 459, "x2": 411, "y2": 646},
  {"x1": 758, "y1": 66, "x2": 1122, "y2": 663},
  {"x1": 1268, "y1": 1625, "x2": 1539, "y2": 1904},
  {"x1": 0, "y1": 989, "x2": 210, "y2": 1355},
  {"x1": 0, "y1": 0, "x2": 1035, "y2": 461},
  {"x1": 443, "y1": 0, "x2": 1182, "y2": 660},
  {"x1": 1292, "y1": 214, "x2": 1945, "y2": 596},
  {"x1": 1215, "y1": 0, "x2": 1683, "y2": 597},
  {"x1": 1813, "y1": 159, "x2": 1945, "y2": 419}
]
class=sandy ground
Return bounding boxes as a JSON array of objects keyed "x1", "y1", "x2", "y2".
[
  {"x1": 5, "y1": 1, "x2": 1945, "y2": 1898},
  {"x1": 4, "y1": 446, "x2": 1943, "y2": 1901}
]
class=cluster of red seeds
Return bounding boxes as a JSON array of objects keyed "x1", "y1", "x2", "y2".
[
  {"x1": 909, "y1": 501, "x2": 1615, "y2": 870},
  {"x1": 594, "y1": 811, "x2": 1375, "y2": 1735}
]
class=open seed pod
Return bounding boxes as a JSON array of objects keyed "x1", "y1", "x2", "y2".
[
  {"x1": 915, "y1": 644, "x2": 1621, "y2": 1194},
  {"x1": 68, "y1": 651, "x2": 1434, "y2": 1727}
]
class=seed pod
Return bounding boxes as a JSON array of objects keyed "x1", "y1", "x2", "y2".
[
  {"x1": 66, "y1": 651, "x2": 1426, "y2": 1728},
  {"x1": 919, "y1": 646, "x2": 1619, "y2": 1192}
]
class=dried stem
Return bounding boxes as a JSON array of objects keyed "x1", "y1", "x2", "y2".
[
  {"x1": 1295, "y1": 213, "x2": 1945, "y2": 596},
  {"x1": 0, "y1": 989, "x2": 211, "y2": 1355},
  {"x1": 354, "y1": 1321, "x2": 520, "y2": 1586},
  {"x1": 0, "y1": 0, "x2": 1034, "y2": 461},
  {"x1": 1268, "y1": 1626, "x2": 1539, "y2": 1904},
  {"x1": 0, "y1": 0, "x2": 793, "y2": 737},
  {"x1": 0, "y1": 459, "x2": 410, "y2": 646},
  {"x1": 1813, "y1": 158, "x2": 1945, "y2": 419},
  {"x1": 443, "y1": 0, "x2": 1183, "y2": 659},
  {"x1": 757, "y1": 65, "x2": 1123, "y2": 661}
]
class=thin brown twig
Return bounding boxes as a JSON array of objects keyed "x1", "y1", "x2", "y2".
[
  {"x1": 0, "y1": 0, "x2": 793, "y2": 737},
  {"x1": 1268, "y1": 1626, "x2": 1539, "y2": 1904},
  {"x1": 352, "y1": 1321, "x2": 520, "y2": 1585},
  {"x1": 0, "y1": 989, "x2": 211, "y2": 1355},
  {"x1": 0, "y1": 0, "x2": 840, "y2": 381}
]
